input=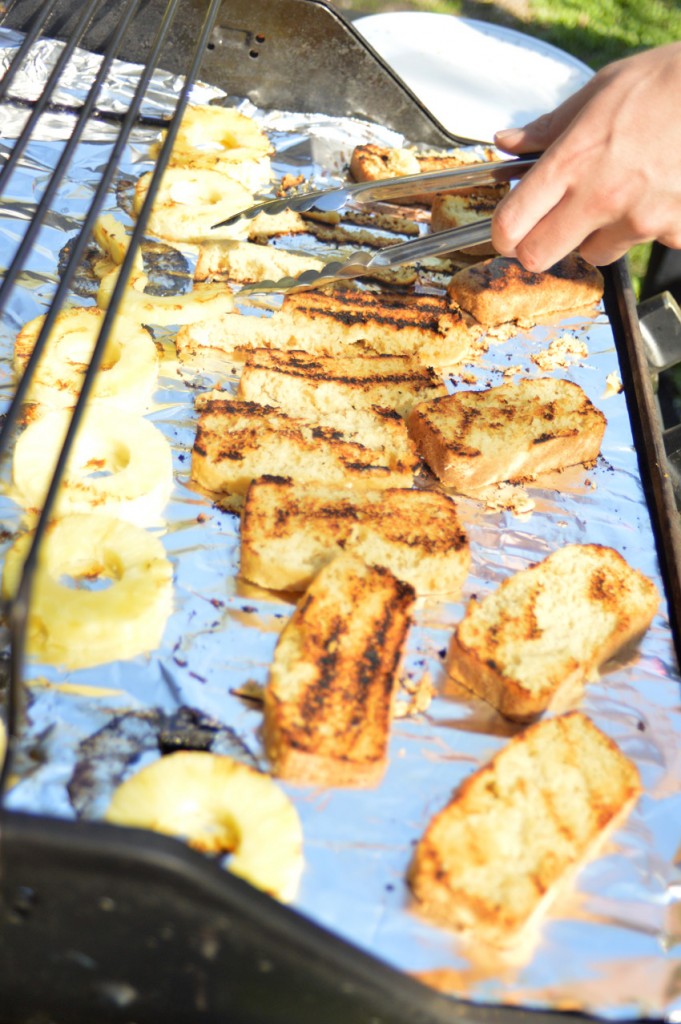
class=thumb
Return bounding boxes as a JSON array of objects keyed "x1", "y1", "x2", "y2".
[
  {"x1": 494, "y1": 112, "x2": 558, "y2": 154},
  {"x1": 494, "y1": 74, "x2": 601, "y2": 154}
]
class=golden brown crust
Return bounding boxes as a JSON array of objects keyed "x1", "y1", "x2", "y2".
[
  {"x1": 349, "y1": 144, "x2": 496, "y2": 206},
  {"x1": 264, "y1": 553, "x2": 415, "y2": 787},
  {"x1": 238, "y1": 349, "x2": 448, "y2": 419},
  {"x1": 176, "y1": 285, "x2": 482, "y2": 369},
  {"x1": 278, "y1": 286, "x2": 480, "y2": 367},
  {"x1": 446, "y1": 544, "x2": 660, "y2": 720},
  {"x1": 406, "y1": 377, "x2": 607, "y2": 491},
  {"x1": 240, "y1": 476, "x2": 470, "y2": 596},
  {"x1": 430, "y1": 186, "x2": 509, "y2": 256},
  {"x1": 234, "y1": 355, "x2": 421, "y2": 475},
  {"x1": 191, "y1": 397, "x2": 414, "y2": 501},
  {"x1": 408, "y1": 711, "x2": 642, "y2": 945},
  {"x1": 447, "y1": 253, "x2": 604, "y2": 326}
]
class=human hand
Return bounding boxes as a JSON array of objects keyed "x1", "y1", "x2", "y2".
[{"x1": 490, "y1": 41, "x2": 681, "y2": 271}]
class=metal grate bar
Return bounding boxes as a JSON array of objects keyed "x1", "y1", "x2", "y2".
[
  {"x1": 0, "y1": 0, "x2": 108, "y2": 191},
  {"x1": 0, "y1": 0, "x2": 224, "y2": 799},
  {"x1": 0, "y1": 0, "x2": 61, "y2": 103},
  {"x1": 0, "y1": 0, "x2": 143, "y2": 338}
]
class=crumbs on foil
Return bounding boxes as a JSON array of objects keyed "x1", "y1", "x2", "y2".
[
  {"x1": 531, "y1": 333, "x2": 589, "y2": 371},
  {"x1": 394, "y1": 671, "x2": 436, "y2": 719}
]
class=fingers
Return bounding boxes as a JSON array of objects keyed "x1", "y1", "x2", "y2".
[
  {"x1": 496, "y1": 186, "x2": 655, "y2": 272},
  {"x1": 577, "y1": 217, "x2": 681, "y2": 268},
  {"x1": 491, "y1": 158, "x2": 570, "y2": 266},
  {"x1": 494, "y1": 113, "x2": 557, "y2": 155},
  {"x1": 493, "y1": 75, "x2": 600, "y2": 155},
  {"x1": 488, "y1": 44, "x2": 681, "y2": 272}
]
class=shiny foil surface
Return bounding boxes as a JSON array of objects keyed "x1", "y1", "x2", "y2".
[{"x1": 1, "y1": 27, "x2": 680, "y2": 1021}]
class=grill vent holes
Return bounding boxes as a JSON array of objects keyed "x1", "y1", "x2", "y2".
[
  {"x1": 250, "y1": 34, "x2": 266, "y2": 59},
  {"x1": 206, "y1": 31, "x2": 265, "y2": 54}
]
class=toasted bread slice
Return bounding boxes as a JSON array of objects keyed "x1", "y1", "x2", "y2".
[
  {"x1": 176, "y1": 286, "x2": 482, "y2": 369},
  {"x1": 236, "y1": 351, "x2": 421, "y2": 470},
  {"x1": 191, "y1": 397, "x2": 415, "y2": 505},
  {"x1": 194, "y1": 240, "x2": 325, "y2": 283},
  {"x1": 350, "y1": 143, "x2": 422, "y2": 182},
  {"x1": 275, "y1": 286, "x2": 480, "y2": 367},
  {"x1": 447, "y1": 543, "x2": 659, "y2": 720},
  {"x1": 407, "y1": 377, "x2": 607, "y2": 492},
  {"x1": 349, "y1": 144, "x2": 494, "y2": 205},
  {"x1": 240, "y1": 476, "x2": 470, "y2": 596},
  {"x1": 264, "y1": 551, "x2": 415, "y2": 787},
  {"x1": 430, "y1": 185, "x2": 508, "y2": 256},
  {"x1": 409, "y1": 710, "x2": 642, "y2": 946},
  {"x1": 447, "y1": 253, "x2": 604, "y2": 327},
  {"x1": 237, "y1": 349, "x2": 448, "y2": 418}
]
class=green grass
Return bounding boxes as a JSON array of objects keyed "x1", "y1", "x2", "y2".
[
  {"x1": 517, "y1": 0, "x2": 681, "y2": 68},
  {"x1": 339, "y1": 0, "x2": 681, "y2": 68}
]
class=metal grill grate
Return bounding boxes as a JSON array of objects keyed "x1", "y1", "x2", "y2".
[{"x1": 0, "y1": 0, "x2": 224, "y2": 798}]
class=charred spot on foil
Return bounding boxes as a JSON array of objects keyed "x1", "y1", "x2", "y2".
[
  {"x1": 158, "y1": 706, "x2": 220, "y2": 754},
  {"x1": 58, "y1": 238, "x2": 102, "y2": 300},
  {"x1": 115, "y1": 177, "x2": 136, "y2": 218},
  {"x1": 58, "y1": 234, "x2": 191, "y2": 300},
  {"x1": 140, "y1": 240, "x2": 191, "y2": 296},
  {"x1": 68, "y1": 707, "x2": 258, "y2": 819}
]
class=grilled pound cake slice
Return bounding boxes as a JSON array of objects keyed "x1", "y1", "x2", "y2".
[
  {"x1": 191, "y1": 397, "x2": 415, "y2": 505},
  {"x1": 407, "y1": 377, "x2": 606, "y2": 492},
  {"x1": 236, "y1": 352, "x2": 421, "y2": 472},
  {"x1": 176, "y1": 287, "x2": 482, "y2": 369},
  {"x1": 349, "y1": 143, "x2": 494, "y2": 205},
  {"x1": 447, "y1": 544, "x2": 659, "y2": 721},
  {"x1": 240, "y1": 477, "x2": 470, "y2": 596},
  {"x1": 264, "y1": 552, "x2": 415, "y2": 787},
  {"x1": 194, "y1": 240, "x2": 325, "y2": 283},
  {"x1": 430, "y1": 185, "x2": 509, "y2": 257},
  {"x1": 237, "y1": 350, "x2": 448, "y2": 418},
  {"x1": 279, "y1": 286, "x2": 479, "y2": 367},
  {"x1": 409, "y1": 711, "x2": 642, "y2": 946},
  {"x1": 447, "y1": 253, "x2": 604, "y2": 327}
]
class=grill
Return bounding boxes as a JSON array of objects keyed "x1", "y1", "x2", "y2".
[{"x1": 1, "y1": 2, "x2": 680, "y2": 1022}]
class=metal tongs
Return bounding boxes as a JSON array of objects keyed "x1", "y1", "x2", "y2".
[{"x1": 214, "y1": 155, "x2": 539, "y2": 293}]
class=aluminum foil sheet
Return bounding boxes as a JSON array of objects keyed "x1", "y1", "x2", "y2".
[{"x1": 1, "y1": 26, "x2": 681, "y2": 1020}]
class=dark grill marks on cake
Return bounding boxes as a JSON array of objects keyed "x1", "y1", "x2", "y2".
[{"x1": 264, "y1": 553, "x2": 415, "y2": 786}]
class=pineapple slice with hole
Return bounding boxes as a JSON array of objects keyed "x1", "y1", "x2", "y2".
[
  {"x1": 97, "y1": 265, "x2": 234, "y2": 326},
  {"x1": 14, "y1": 306, "x2": 159, "y2": 415},
  {"x1": 1, "y1": 513, "x2": 174, "y2": 671},
  {"x1": 12, "y1": 406, "x2": 173, "y2": 527},
  {"x1": 172, "y1": 105, "x2": 272, "y2": 163},
  {"x1": 105, "y1": 750, "x2": 304, "y2": 903},
  {"x1": 93, "y1": 214, "x2": 144, "y2": 276},
  {"x1": 153, "y1": 105, "x2": 272, "y2": 190},
  {"x1": 134, "y1": 167, "x2": 253, "y2": 244}
]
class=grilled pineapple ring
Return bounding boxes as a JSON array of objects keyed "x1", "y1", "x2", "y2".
[
  {"x1": 134, "y1": 168, "x2": 253, "y2": 243},
  {"x1": 93, "y1": 213, "x2": 144, "y2": 275},
  {"x1": 172, "y1": 105, "x2": 271, "y2": 164},
  {"x1": 97, "y1": 267, "x2": 234, "y2": 326},
  {"x1": 158, "y1": 105, "x2": 273, "y2": 190},
  {"x1": 14, "y1": 306, "x2": 159, "y2": 414},
  {"x1": 12, "y1": 407, "x2": 173, "y2": 527},
  {"x1": 105, "y1": 751, "x2": 304, "y2": 903},
  {"x1": 1, "y1": 513, "x2": 174, "y2": 671}
]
